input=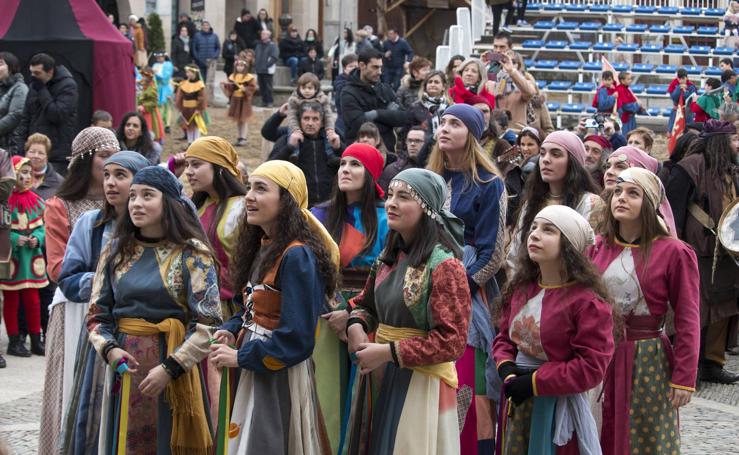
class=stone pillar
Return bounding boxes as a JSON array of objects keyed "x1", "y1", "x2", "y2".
[
  {"x1": 322, "y1": 0, "x2": 358, "y2": 51},
  {"x1": 204, "y1": 0, "x2": 228, "y2": 40}
]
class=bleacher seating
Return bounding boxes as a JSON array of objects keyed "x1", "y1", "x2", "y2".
[{"x1": 525, "y1": 2, "x2": 724, "y2": 21}]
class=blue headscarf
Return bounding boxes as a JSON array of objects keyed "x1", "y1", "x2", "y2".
[
  {"x1": 131, "y1": 166, "x2": 199, "y2": 216},
  {"x1": 104, "y1": 151, "x2": 150, "y2": 175}
]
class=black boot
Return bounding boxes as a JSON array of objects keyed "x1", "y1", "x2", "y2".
[
  {"x1": 30, "y1": 333, "x2": 45, "y2": 356},
  {"x1": 0, "y1": 353, "x2": 6, "y2": 368},
  {"x1": 700, "y1": 362, "x2": 739, "y2": 384},
  {"x1": 7, "y1": 335, "x2": 31, "y2": 357}
]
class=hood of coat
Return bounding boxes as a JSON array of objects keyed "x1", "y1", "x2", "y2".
[
  {"x1": 0, "y1": 73, "x2": 24, "y2": 89},
  {"x1": 50, "y1": 65, "x2": 75, "y2": 87},
  {"x1": 347, "y1": 68, "x2": 374, "y2": 91}
]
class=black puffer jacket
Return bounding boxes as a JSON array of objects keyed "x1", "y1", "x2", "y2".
[
  {"x1": 268, "y1": 129, "x2": 343, "y2": 206},
  {"x1": 279, "y1": 35, "x2": 305, "y2": 60},
  {"x1": 12, "y1": 65, "x2": 78, "y2": 164},
  {"x1": 0, "y1": 73, "x2": 28, "y2": 149},
  {"x1": 340, "y1": 69, "x2": 416, "y2": 152}
]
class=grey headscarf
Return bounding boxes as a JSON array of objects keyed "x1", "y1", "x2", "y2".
[
  {"x1": 104, "y1": 150, "x2": 150, "y2": 175},
  {"x1": 389, "y1": 168, "x2": 465, "y2": 250}
]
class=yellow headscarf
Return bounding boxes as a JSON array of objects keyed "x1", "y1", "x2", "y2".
[
  {"x1": 185, "y1": 136, "x2": 241, "y2": 178},
  {"x1": 251, "y1": 160, "x2": 340, "y2": 268}
]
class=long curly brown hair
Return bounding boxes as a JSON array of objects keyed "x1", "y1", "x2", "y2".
[
  {"x1": 231, "y1": 189, "x2": 338, "y2": 295},
  {"x1": 497, "y1": 233, "x2": 622, "y2": 341}
]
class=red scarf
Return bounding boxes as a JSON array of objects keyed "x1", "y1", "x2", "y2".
[
  {"x1": 667, "y1": 77, "x2": 695, "y2": 95},
  {"x1": 615, "y1": 84, "x2": 638, "y2": 123},
  {"x1": 9, "y1": 188, "x2": 43, "y2": 214},
  {"x1": 591, "y1": 85, "x2": 617, "y2": 109},
  {"x1": 449, "y1": 76, "x2": 496, "y2": 109}
]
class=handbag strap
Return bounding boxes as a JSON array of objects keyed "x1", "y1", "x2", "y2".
[{"x1": 688, "y1": 202, "x2": 716, "y2": 234}]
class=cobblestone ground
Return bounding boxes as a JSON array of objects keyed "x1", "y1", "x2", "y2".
[{"x1": 1, "y1": 324, "x2": 738, "y2": 454}]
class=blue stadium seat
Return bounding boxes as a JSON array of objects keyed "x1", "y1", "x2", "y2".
[
  {"x1": 617, "y1": 43, "x2": 639, "y2": 52},
  {"x1": 680, "y1": 7, "x2": 702, "y2": 16},
  {"x1": 630, "y1": 83, "x2": 645, "y2": 94},
  {"x1": 590, "y1": 4, "x2": 610, "y2": 13},
  {"x1": 594, "y1": 42, "x2": 616, "y2": 51},
  {"x1": 641, "y1": 44, "x2": 663, "y2": 53},
  {"x1": 569, "y1": 41, "x2": 593, "y2": 50},
  {"x1": 614, "y1": 62, "x2": 630, "y2": 72},
  {"x1": 537, "y1": 80, "x2": 548, "y2": 90},
  {"x1": 580, "y1": 22, "x2": 602, "y2": 31},
  {"x1": 673, "y1": 25, "x2": 695, "y2": 34},
  {"x1": 690, "y1": 46, "x2": 711, "y2": 55},
  {"x1": 632, "y1": 63, "x2": 655, "y2": 73},
  {"x1": 548, "y1": 81, "x2": 572, "y2": 90},
  {"x1": 649, "y1": 25, "x2": 671, "y2": 34},
  {"x1": 697, "y1": 26, "x2": 719, "y2": 35},
  {"x1": 545, "y1": 40, "x2": 568, "y2": 49},
  {"x1": 635, "y1": 5, "x2": 656, "y2": 14},
  {"x1": 647, "y1": 108, "x2": 661, "y2": 116},
  {"x1": 658, "y1": 6, "x2": 679, "y2": 15},
  {"x1": 713, "y1": 47, "x2": 735, "y2": 55},
  {"x1": 572, "y1": 82, "x2": 596, "y2": 92},
  {"x1": 705, "y1": 67, "x2": 723, "y2": 76},
  {"x1": 534, "y1": 59, "x2": 558, "y2": 69},
  {"x1": 522, "y1": 40, "x2": 544, "y2": 49},
  {"x1": 585, "y1": 107, "x2": 597, "y2": 114},
  {"x1": 705, "y1": 8, "x2": 725, "y2": 16},
  {"x1": 656, "y1": 64, "x2": 678, "y2": 74},
  {"x1": 528, "y1": 2, "x2": 542, "y2": 10},
  {"x1": 565, "y1": 4, "x2": 588, "y2": 11},
  {"x1": 684, "y1": 65, "x2": 703, "y2": 75},
  {"x1": 646, "y1": 85, "x2": 668, "y2": 95},
  {"x1": 534, "y1": 21, "x2": 557, "y2": 30},
  {"x1": 697, "y1": 88, "x2": 706, "y2": 95},
  {"x1": 559, "y1": 60, "x2": 582, "y2": 70},
  {"x1": 612, "y1": 5, "x2": 632, "y2": 13},
  {"x1": 665, "y1": 44, "x2": 687, "y2": 54},
  {"x1": 583, "y1": 61, "x2": 603, "y2": 71},
  {"x1": 562, "y1": 103, "x2": 585, "y2": 113},
  {"x1": 543, "y1": 3, "x2": 565, "y2": 11},
  {"x1": 524, "y1": 59, "x2": 535, "y2": 68},
  {"x1": 603, "y1": 23, "x2": 625, "y2": 32},
  {"x1": 557, "y1": 22, "x2": 579, "y2": 30},
  {"x1": 662, "y1": 108, "x2": 673, "y2": 118},
  {"x1": 626, "y1": 24, "x2": 648, "y2": 33},
  {"x1": 547, "y1": 102, "x2": 561, "y2": 111}
]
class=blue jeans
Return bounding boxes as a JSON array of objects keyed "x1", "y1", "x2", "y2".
[
  {"x1": 285, "y1": 56, "x2": 299, "y2": 80},
  {"x1": 382, "y1": 67, "x2": 403, "y2": 91}
]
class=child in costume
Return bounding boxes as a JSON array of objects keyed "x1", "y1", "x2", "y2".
[
  {"x1": 1, "y1": 156, "x2": 48, "y2": 358},
  {"x1": 176, "y1": 64, "x2": 208, "y2": 145},
  {"x1": 137, "y1": 67, "x2": 165, "y2": 143},
  {"x1": 593, "y1": 70, "x2": 617, "y2": 115},
  {"x1": 691, "y1": 77, "x2": 724, "y2": 122},
  {"x1": 152, "y1": 52, "x2": 175, "y2": 132},
  {"x1": 221, "y1": 58, "x2": 257, "y2": 147},
  {"x1": 615, "y1": 72, "x2": 644, "y2": 135}
]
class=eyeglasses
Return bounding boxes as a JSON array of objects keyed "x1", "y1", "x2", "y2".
[{"x1": 406, "y1": 139, "x2": 424, "y2": 145}]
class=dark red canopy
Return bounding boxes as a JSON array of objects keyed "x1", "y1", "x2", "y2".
[{"x1": 0, "y1": 0, "x2": 135, "y2": 129}]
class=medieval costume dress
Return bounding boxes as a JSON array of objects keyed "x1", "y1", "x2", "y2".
[
  {"x1": 310, "y1": 145, "x2": 390, "y2": 454},
  {"x1": 591, "y1": 234, "x2": 699, "y2": 455},
  {"x1": 87, "y1": 235, "x2": 222, "y2": 454},
  {"x1": 153, "y1": 56, "x2": 175, "y2": 127},
  {"x1": 137, "y1": 71, "x2": 165, "y2": 143},
  {"x1": 175, "y1": 78, "x2": 208, "y2": 133},
  {"x1": 38, "y1": 127, "x2": 115, "y2": 455},
  {"x1": 57, "y1": 152, "x2": 151, "y2": 454},
  {"x1": 346, "y1": 168, "x2": 472, "y2": 455},
  {"x1": 222, "y1": 72, "x2": 257, "y2": 124},
  {"x1": 219, "y1": 161, "x2": 339, "y2": 455}
]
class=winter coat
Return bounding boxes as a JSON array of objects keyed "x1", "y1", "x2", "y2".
[
  {"x1": 298, "y1": 57, "x2": 325, "y2": 80},
  {"x1": 303, "y1": 39, "x2": 324, "y2": 59},
  {"x1": 340, "y1": 69, "x2": 416, "y2": 151},
  {"x1": 192, "y1": 30, "x2": 221, "y2": 66},
  {"x1": 234, "y1": 18, "x2": 260, "y2": 49},
  {"x1": 382, "y1": 38, "x2": 414, "y2": 70},
  {"x1": 33, "y1": 164, "x2": 64, "y2": 200},
  {"x1": 254, "y1": 40, "x2": 280, "y2": 74},
  {"x1": 396, "y1": 76, "x2": 422, "y2": 109},
  {"x1": 12, "y1": 65, "x2": 78, "y2": 164},
  {"x1": 0, "y1": 73, "x2": 29, "y2": 149},
  {"x1": 279, "y1": 35, "x2": 305, "y2": 60},
  {"x1": 222, "y1": 37, "x2": 247, "y2": 75},
  {"x1": 268, "y1": 130, "x2": 343, "y2": 206},
  {"x1": 171, "y1": 36, "x2": 193, "y2": 77}
]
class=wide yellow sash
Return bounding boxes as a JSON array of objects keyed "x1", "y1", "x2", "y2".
[
  {"x1": 118, "y1": 317, "x2": 212, "y2": 455},
  {"x1": 376, "y1": 323, "x2": 459, "y2": 389}
]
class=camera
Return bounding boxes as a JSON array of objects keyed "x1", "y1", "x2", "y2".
[{"x1": 584, "y1": 114, "x2": 607, "y2": 130}]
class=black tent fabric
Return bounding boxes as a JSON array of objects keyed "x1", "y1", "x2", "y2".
[{"x1": 0, "y1": 0, "x2": 134, "y2": 133}]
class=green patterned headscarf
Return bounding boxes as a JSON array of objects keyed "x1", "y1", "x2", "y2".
[{"x1": 389, "y1": 168, "x2": 465, "y2": 250}]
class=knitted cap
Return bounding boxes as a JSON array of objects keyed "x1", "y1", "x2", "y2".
[{"x1": 69, "y1": 127, "x2": 120, "y2": 168}]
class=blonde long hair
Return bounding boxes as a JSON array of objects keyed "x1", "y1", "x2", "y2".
[{"x1": 426, "y1": 130, "x2": 503, "y2": 184}]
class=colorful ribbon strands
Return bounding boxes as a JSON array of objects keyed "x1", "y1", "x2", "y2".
[
  {"x1": 113, "y1": 359, "x2": 132, "y2": 455},
  {"x1": 216, "y1": 366, "x2": 231, "y2": 454}
]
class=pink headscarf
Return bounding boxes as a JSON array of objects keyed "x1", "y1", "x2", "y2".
[
  {"x1": 609, "y1": 146, "x2": 677, "y2": 237},
  {"x1": 541, "y1": 131, "x2": 587, "y2": 167}
]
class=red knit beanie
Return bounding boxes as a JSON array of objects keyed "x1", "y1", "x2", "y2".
[{"x1": 342, "y1": 143, "x2": 385, "y2": 198}]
